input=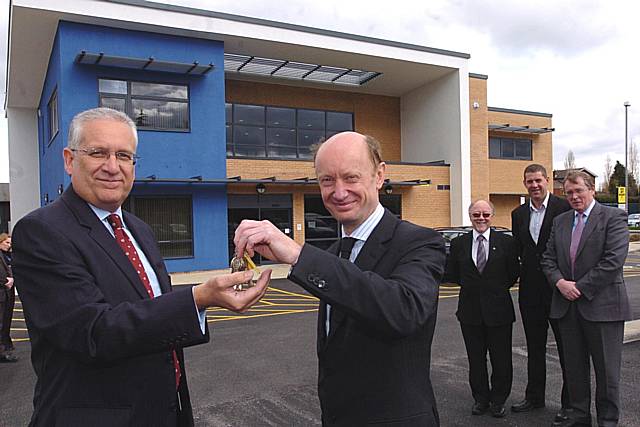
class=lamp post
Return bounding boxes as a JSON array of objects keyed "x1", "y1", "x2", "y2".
[{"x1": 625, "y1": 101, "x2": 631, "y2": 213}]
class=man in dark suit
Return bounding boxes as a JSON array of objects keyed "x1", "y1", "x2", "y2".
[
  {"x1": 234, "y1": 132, "x2": 446, "y2": 426},
  {"x1": 542, "y1": 170, "x2": 631, "y2": 427},
  {"x1": 12, "y1": 107, "x2": 270, "y2": 427},
  {"x1": 510, "y1": 164, "x2": 571, "y2": 422},
  {"x1": 444, "y1": 199, "x2": 519, "y2": 419}
]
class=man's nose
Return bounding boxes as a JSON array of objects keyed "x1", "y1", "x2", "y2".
[
  {"x1": 102, "y1": 153, "x2": 120, "y2": 172},
  {"x1": 333, "y1": 180, "x2": 348, "y2": 199}
]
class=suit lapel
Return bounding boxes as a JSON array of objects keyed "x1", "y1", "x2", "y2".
[
  {"x1": 560, "y1": 210, "x2": 574, "y2": 269},
  {"x1": 61, "y1": 187, "x2": 149, "y2": 299},
  {"x1": 464, "y1": 231, "x2": 484, "y2": 276},
  {"x1": 326, "y1": 210, "x2": 398, "y2": 342}
]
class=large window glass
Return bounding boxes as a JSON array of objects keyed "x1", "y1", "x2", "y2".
[
  {"x1": 226, "y1": 103, "x2": 353, "y2": 160},
  {"x1": 99, "y1": 79, "x2": 189, "y2": 131},
  {"x1": 489, "y1": 137, "x2": 533, "y2": 160},
  {"x1": 124, "y1": 196, "x2": 193, "y2": 258}
]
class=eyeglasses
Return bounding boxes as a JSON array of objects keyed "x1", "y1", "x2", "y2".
[
  {"x1": 471, "y1": 212, "x2": 492, "y2": 218},
  {"x1": 71, "y1": 148, "x2": 139, "y2": 165}
]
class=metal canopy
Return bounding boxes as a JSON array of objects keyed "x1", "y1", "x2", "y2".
[
  {"x1": 135, "y1": 176, "x2": 430, "y2": 186},
  {"x1": 75, "y1": 51, "x2": 214, "y2": 75},
  {"x1": 488, "y1": 123, "x2": 554, "y2": 134},
  {"x1": 224, "y1": 53, "x2": 381, "y2": 86}
]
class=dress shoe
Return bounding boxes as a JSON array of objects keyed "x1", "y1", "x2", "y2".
[
  {"x1": 490, "y1": 403, "x2": 506, "y2": 418},
  {"x1": 551, "y1": 408, "x2": 576, "y2": 426},
  {"x1": 471, "y1": 402, "x2": 489, "y2": 415},
  {"x1": 0, "y1": 354, "x2": 18, "y2": 363},
  {"x1": 511, "y1": 398, "x2": 545, "y2": 412}
]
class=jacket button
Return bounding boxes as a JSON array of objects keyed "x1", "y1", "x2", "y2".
[
  {"x1": 307, "y1": 274, "x2": 316, "y2": 282},
  {"x1": 317, "y1": 280, "x2": 326, "y2": 288}
]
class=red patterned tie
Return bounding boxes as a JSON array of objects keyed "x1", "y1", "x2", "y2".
[{"x1": 107, "y1": 213, "x2": 181, "y2": 389}]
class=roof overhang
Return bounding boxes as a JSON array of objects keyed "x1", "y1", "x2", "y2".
[
  {"x1": 134, "y1": 176, "x2": 432, "y2": 186},
  {"x1": 7, "y1": 0, "x2": 471, "y2": 109},
  {"x1": 488, "y1": 123, "x2": 555, "y2": 135}
]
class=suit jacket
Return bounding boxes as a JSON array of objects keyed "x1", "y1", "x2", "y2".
[
  {"x1": 444, "y1": 230, "x2": 519, "y2": 326},
  {"x1": 511, "y1": 194, "x2": 571, "y2": 307},
  {"x1": 289, "y1": 210, "x2": 446, "y2": 426},
  {"x1": 0, "y1": 252, "x2": 10, "y2": 303},
  {"x1": 541, "y1": 202, "x2": 632, "y2": 322},
  {"x1": 12, "y1": 187, "x2": 209, "y2": 427}
]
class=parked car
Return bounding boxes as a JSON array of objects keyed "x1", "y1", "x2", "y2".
[
  {"x1": 628, "y1": 213, "x2": 640, "y2": 227},
  {"x1": 435, "y1": 226, "x2": 512, "y2": 255}
]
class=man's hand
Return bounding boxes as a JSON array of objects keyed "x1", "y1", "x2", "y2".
[
  {"x1": 193, "y1": 269, "x2": 272, "y2": 312},
  {"x1": 556, "y1": 279, "x2": 581, "y2": 301},
  {"x1": 4, "y1": 277, "x2": 13, "y2": 289},
  {"x1": 234, "y1": 220, "x2": 302, "y2": 265}
]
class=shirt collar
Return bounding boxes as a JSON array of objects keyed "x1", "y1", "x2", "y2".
[
  {"x1": 472, "y1": 228, "x2": 491, "y2": 241},
  {"x1": 529, "y1": 191, "x2": 550, "y2": 212},
  {"x1": 575, "y1": 199, "x2": 596, "y2": 219},
  {"x1": 88, "y1": 203, "x2": 124, "y2": 226},
  {"x1": 342, "y1": 203, "x2": 385, "y2": 242}
]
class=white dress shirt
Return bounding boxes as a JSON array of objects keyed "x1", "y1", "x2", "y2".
[{"x1": 529, "y1": 192, "x2": 549, "y2": 244}]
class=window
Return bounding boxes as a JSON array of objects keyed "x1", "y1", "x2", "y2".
[
  {"x1": 489, "y1": 137, "x2": 532, "y2": 160},
  {"x1": 123, "y1": 196, "x2": 193, "y2": 258},
  {"x1": 226, "y1": 103, "x2": 353, "y2": 159},
  {"x1": 99, "y1": 79, "x2": 189, "y2": 131},
  {"x1": 47, "y1": 89, "x2": 59, "y2": 142}
]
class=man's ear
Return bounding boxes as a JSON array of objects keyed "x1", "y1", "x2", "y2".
[
  {"x1": 375, "y1": 162, "x2": 386, "y2": 190},
  {"x1": 63, "y1": 148, "x2": 74, "y2": 176}
]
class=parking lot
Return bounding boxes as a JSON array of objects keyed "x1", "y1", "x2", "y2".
[{"x1": 2, "y1": 267, "x2": 640, "y2": 426}]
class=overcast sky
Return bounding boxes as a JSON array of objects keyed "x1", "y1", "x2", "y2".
[{"x1": 1, "y1": 0, "x2": 638, "y2": 185}]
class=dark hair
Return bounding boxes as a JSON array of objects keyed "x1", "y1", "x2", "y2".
[
  {"x1": 564, "y1": 170, "x2": 594, "y2": 190},
  {"x1": 523, "y1": 164, "x2": 548, "y2": 179},
  {"x1": 312, "y1": 132, "x2": 383, "y2": 173}
]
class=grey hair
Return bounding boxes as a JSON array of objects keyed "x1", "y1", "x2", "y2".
[
  {"x1": 67, "y1": 107, "x2": 138, "y2": 149},
  {"x1": 468, "y1": 199, "x2": 495, "y2": 215}
]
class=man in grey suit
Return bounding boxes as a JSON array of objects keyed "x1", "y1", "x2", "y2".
[{"x1": 542, "y1": 170, "x2": 632, "y2": 427}]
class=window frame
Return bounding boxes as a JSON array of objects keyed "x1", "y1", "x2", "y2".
[
  {"x1": 47, "y1": 88, "x2": 59, "y2": 145},
  {"x1": 226, "y1": 102, "x2": 354, "y2": 160},
  {"x1": 123, "y1": 195, "x2": 194, "y2": 259},
  {"x1": 488, "y1": 136, "x2": 533, "y2": 161},
  {"x1": 98, "y1": 78, "x2": 191, "y2": 132}
]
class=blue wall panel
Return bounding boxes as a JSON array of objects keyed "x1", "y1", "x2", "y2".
[{"x1": 38, "y1": 28, "x2": 65, "y2": 206}]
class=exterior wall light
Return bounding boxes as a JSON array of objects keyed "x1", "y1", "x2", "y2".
[{"x1": 256, "y1": 183, "x2": 266, "y2": 194}]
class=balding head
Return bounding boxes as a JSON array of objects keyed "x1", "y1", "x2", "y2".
[{"x1": 314, "y1": 131, "x2": 386, "y2": 234}]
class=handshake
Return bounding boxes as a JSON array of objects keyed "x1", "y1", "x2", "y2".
[{"x1": 191, "y1": 219, "x2": 302, "y2": 313}]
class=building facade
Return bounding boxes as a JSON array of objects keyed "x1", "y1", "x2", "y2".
[{"x1": 6, "y1": 0, "x2": 553, "y2": 272}]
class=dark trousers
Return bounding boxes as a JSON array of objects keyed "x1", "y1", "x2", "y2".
[
  {"x1": 520, "y1": 302, "x2": 569, "y2": 407},
  {"x1": 558, "y1": 304, "x2": 624, "y2": 427},
  {"x1": 0, "y1": 286, "x2": 16, "y2": 354},
  {"x1": 460, "y1": 322, "x2": 512, "y2": 406}
]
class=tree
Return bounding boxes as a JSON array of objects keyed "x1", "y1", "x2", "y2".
[
  {"x1": 564, "y1": 150, "x2": 576, "y2": 170},
  {"x1": 608, "y1": 160, "x2": 638, "y2": 196},
  {"x1": 602, "y1": 155, "x2": 613, "y2": 193}
]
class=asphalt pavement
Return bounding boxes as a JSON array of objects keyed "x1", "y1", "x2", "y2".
[{"x1": 2, "y1": 261, "x2": 640, "y2": 426}]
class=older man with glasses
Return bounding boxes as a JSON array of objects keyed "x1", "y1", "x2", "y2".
[
  {"x1": 444, "y1": 199, "x2": 520, "y2": 419},
  {"x1": 12, "y1": 107, "x2": 271, "y2": 427}
]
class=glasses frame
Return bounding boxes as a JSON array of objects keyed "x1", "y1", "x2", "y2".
[
  {"x1": 471, "y1": 212, "x2": 492, "y2": 219},
  {"x1": 70, "y1": 147, "x2": 140, "y2": 165}
]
